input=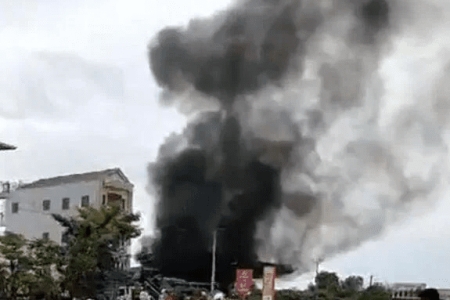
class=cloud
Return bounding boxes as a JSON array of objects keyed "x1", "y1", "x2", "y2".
[{"x1": 0, "y1": 50, "x2": 125, "y2": 120}]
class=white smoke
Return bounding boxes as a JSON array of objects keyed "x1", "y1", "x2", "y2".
[{"x1": 252, "y1": 0, "x2": 450, "y2": 272}]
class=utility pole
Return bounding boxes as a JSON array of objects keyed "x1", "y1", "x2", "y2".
[
  {"x1": 314, "y1": 258, "x2": 323, "y2": 300},
  {"x1": 211, "y1": 230, "x2": 217, "y2": 293},
  {"x1": 316, "y1": 260, "x2": 319, "y2": 275},
  {"x1": 315, "y1": 258, "x2": 323, "y2": 275},
  {"x1": 211, "y1": 228, "x2": 225, "y2": 293}
]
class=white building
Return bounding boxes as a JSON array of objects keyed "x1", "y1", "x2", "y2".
[
  {"x1": 2, "y1": 168, "x2": 134, "y2": 269},
  {"x1": 0, "y1": 141, "x2": 16, "y2": 235},
  {"x1": 0, "y1": 196, "x2": 5, "y2": 236},
  {"x1": 437, "y1": 289, "x2": 450, "y2": 300},
  {"x1": 438, "y1": 289, "x2": 450, "y2": 300},
  {"x1": 0, "y1": 182, "x2": 18, "y2": 236},
  {"x1": 391, "y1": 283, "x2": 427, "y2": 300}
]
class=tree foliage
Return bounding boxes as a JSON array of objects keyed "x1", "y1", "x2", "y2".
[
  {"x1": 52, "y1": 205, "x2": 141, "y2": 298},
  {"x1": 0, "y1": 234, "x2": 63, "y2": 300},
  {"x1": 0, "y1": 205, "x2": 141, "y2": 300},
  {"x1": 358, "y1": 283, "x2": 391, "y2": 300},
  {"x1": 315, "y1": 271, "x2": 340, "y2": 293},
  {"x1": 0, "y1": 234, "x2": 33, "y2": 299},
  {"x1": 342, "y1": 276, "x2": 364, "y2": 292},
  {"x1": 27, "y1": 238, "x2": 65, "y2": 299},
  {"x1": 307, "y1": 271, "x2": 390, "y2": 300},
  {"x1": 276, "y1": 289, "x2": 312, "y2": 300}
]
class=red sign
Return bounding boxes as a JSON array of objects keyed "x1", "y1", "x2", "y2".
[
  {"x1": 236, "y1": 269, "x2": 253, "y2": 299},
  {"x1": 262, "y1": 266, "x2": 276, "y2": 300}
]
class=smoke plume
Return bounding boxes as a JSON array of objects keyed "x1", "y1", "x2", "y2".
[{"x1": 146, "y1": 0, "x2": 450, "y2": 285}]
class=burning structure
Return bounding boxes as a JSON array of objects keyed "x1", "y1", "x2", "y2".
[{"x1": 144, "y1": 0, "x2": 448, "y2": 290}]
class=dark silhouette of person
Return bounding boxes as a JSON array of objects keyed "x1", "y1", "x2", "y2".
[{"x1": 419, "y1": 289, "x2": 440, "y2": 300}]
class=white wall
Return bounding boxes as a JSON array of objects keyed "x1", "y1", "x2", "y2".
[
  {"x1": 0, "y1": 198, "x2": 6, "y2": 234},
  {"x1": 4, "y1": 180, "x2": 102, "y2": 244},
  {"x1": 438, "y1": 289, "x2": 450, "y2": 300},
  {"x1": 0, "y1": 198, "x2": 5, "y2": 219},
  {"x1": 0, "y1": 199, "x2": 6, "y2": 236}
]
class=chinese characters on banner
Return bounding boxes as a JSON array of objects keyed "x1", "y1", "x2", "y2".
[
  {"x1": 262, "y1": 266, "x2": 276, "y2": 300},
  {"x1": 236, "y1": 269, "x2": 254, "y2": 299}
]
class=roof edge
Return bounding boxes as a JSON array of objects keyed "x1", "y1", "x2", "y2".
[{"x1": 17, "y1": 168, "x2": 132, "y2": 189}]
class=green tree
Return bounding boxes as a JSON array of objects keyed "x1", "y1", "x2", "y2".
[
  {"x1": 27, "y1": 238, "x2": 65, "y2": 300},
  {"x1": 248, "y1": 288, "x2": 262, "y2": 300},
  {"x1": 358, "y1": 283, "x2": 391, "y2": 300},
  {"x1": 0, "y1": 234, "x2": 34, "y2": 299},
  {"x1": 342, "y1": 276, "x2": 364, "y2": 292},
  {"x1": 277, "y1": 289, "x2": 306, "y2": 300},
  {"x1": 315, "y1": 271, "x2": 340, "y2": 294},
  {"x1": 0, "y1": 258, "x2": 8, "y2": 297},
  {"x1": 337, "y1": 275, "x2": 365, "y2": 299},
  {"x1": 52, "y1": 205, "x2": 141, "y2": 299}
]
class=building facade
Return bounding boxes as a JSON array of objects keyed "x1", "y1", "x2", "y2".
[
  {"x1": 2, "y1": 168, "x2": 134, "y2": 269},
  {"x1": 0, "y1": 141, "x2": 16, "y2": 236},
  {"x1": 0, "y1": 197, "x2": 5, "y2": 236},
  {"x1": 391, "y1": 283, "x2": 427, "y2": 300},
  {"x1": 0, "y1": 183, "x2": 13, "y2": 236},
  {"x1": 438, "y1": 289, "x2": 450, "y2": 300}
]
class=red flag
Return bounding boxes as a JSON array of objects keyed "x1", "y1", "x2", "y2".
[{"x1": 236, "y1": 269, "x2": 253, "y2": 299}]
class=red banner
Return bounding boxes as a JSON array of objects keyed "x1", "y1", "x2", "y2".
[
  {"x1": 236, "y1": 269, "x2": 253, "y2": 299},
  {"x1": 262, "y1": 266, "x2": 276, "y2": 300}
]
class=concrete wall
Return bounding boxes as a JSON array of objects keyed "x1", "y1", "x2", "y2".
[
  {"x1": 0, "y1": 198, "x2": 5, "y2": 235},
  {"x1": 0, "y1": 198, "x2": 5, "y2": 225},
  {"x1": 4, "y1": 180, "x2": 102, "y2": 243}
]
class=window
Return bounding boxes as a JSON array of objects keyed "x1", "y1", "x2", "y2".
[
  {"x1": 61, "y1": 233, "x2": 69, "y2": 244},
  {"x1": 102, "y1": 195, "x2": 106, "y2": 205},
  {"x1": 43, "y1": 200, "x2": 51, "y2": 211},
  {"x1": 62, "y1": 198, "x2": 70, "y2": 210},
  {"x1": 42, "y1": 232, "x2": 49, "y2": 240},
  {"x1": 81, "y1": 195, "x2": 89, "y2": 207},
  {"x1": 11, "y1": 202, "x2": 19, "y2": 213}
]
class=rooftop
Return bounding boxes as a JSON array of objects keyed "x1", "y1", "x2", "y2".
[
  {"x1": 390, "y1": 283, "x2": 428, "y2": 291},
  {"x1": 0, "y1": 142, "x2": 16, "y2": 151},
  {"x1": 18, "y1": 168, "x2": 131, "y2": 189},
  {"x1": 391, "y1": 283, "x2": 427, "y2": 287}
]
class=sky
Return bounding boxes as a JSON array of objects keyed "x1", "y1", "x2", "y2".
[{"x1": 1, "y1": 0, "x2": 450, "y2": 290}]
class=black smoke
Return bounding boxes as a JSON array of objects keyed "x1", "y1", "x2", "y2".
[
  {"x1": 147, "y1": 111, "x2": 285, "y2": 285},
  {"x1": 145, "y1": 0, "x2": 447, "y2": 288}
]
